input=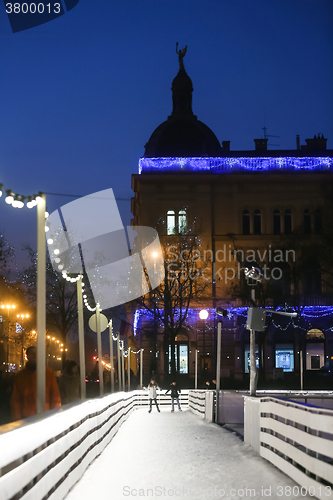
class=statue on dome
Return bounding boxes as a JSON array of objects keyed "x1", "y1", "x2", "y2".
[{"x1": 176, "y1": 43, "x2": 187, "y2": 70}]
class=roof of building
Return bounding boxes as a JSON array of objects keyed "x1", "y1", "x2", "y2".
[{"x1": 144, "y1": 67, "x2": 222, "y2": 158}]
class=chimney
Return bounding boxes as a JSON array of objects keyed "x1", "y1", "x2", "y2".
[
  {"x1": 222, "y1": 141, "x2": 230, "y2": 151},
  {"x1": 304, "y1": 134, "x2": 327, "y2": 151},
  {"x1": 296, "y1": 135, "x2": 300, "y2": 150},
  {"x1": 254, "y1": 138, "x2": 268, "y2": 151}
]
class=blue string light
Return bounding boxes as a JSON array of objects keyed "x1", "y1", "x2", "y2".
[
  {"x1": 139, "y1": 157, "x2": 333, "y2": 174},
  {"x1": 134, "y1": 304, "x2": 333, "y2": 336}
]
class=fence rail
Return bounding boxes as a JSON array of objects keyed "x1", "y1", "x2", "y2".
[
  {"x1": 244, "y1": 396, "x2": 333, "y2": 500},
  {"x1": 0, "y1": 390, "x2": 189, "y2": 500}
]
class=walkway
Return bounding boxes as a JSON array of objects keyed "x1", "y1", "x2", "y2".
[{"x1": 65, "y1": 408, "x2": 314, "y2": 500}]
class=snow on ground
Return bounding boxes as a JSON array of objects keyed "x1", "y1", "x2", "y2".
[{"x1": 66, "y1": 408, "x2": 314, "y2": 500}]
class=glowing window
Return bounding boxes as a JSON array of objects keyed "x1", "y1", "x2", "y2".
[
  {"x1": 178, "y1": 210, "x2": 187, "y2": 235},
  {"x1": 167, "y1": 211, "x2": 176, "y2": 235}
]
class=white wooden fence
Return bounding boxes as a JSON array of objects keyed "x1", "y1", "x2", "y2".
[
  {"x1": 0, "y1": 390, "x2": 188, "y2": 500},
  {"x1": 244, "y1": 396, "x2": 333, "y2": 500},
  {"x1": 188, "y1": 390, "x2": 214, "y2": 420}
]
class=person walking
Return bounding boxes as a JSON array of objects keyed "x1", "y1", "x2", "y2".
[
  {"x1": 165, "y1": 381, "x2": 182, "y2": 412},
  {"x1": 11, "y1": 346, "x2": 61, "y2": 421},
  {"x1": 147, "y1": 379, "x2": 160, "y2": 413},
  {"x1": 58, "y1": 360, "x2": 80, "y2": 405}
]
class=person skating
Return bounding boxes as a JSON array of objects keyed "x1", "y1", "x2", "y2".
[
  {"x1": 147, "y1": 379, "x2": 160, "y2": 413},
  {"x1": 165, "y1": 381, "x2": 182, "y2": 412}
]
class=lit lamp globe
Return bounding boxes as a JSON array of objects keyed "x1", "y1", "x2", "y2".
[{"x1": 199, "y1": 309, "x2": 209, "y2": 320}]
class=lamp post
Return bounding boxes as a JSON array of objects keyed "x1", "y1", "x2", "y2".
[{"x1": 199, "y1": 309, "x2": 209, "y2": 379}]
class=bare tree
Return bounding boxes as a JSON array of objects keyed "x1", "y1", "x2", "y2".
[
  {"x1": 21, "y1": 246, "x2": 78, "y2": 365},
  {"x1": 137, "y1": 229, "x2": 210, "y2": 377}
]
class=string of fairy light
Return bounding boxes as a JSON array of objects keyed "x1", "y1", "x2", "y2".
[{"x1": 0, "y1": 183, "x2": 44, "y2": 209}]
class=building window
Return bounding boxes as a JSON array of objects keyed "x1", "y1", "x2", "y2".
[
  {"x1": 178, "y1": 210, "x2": 187, "y2": 234},
  {"x1": 253, "y1": 209, "x2": 261, "y2": 235},
  {"x1": 169, "y1": 332, "x2": 189, "y2": 374},
  {"x1": 242, "y1": 210, "x2": 250, "y2": 234},
  {"x1": 167, "y1": 210, "x2": 176, "y2": 235},
  {"x1": 303, "y1": 209, "x2": 311, "y2": 234},
  {"x1": 314, "y1": 209, "x2": 322, "y2": 234},
  {"x1": 284, "y1": 209, "x2": 292, "y2": 234},
  {"x1": 244, "y1": 345, "x2": 259, "y2": 373},
  {"x1": 275, "y1": 344, "x2": 294, "y2": 372},
  {"x1": 273, "y1": 209, "x2": 281, "y2": 235},
  {"x1": 167, "y1": 209, "x2": 187, "y2": 235}
]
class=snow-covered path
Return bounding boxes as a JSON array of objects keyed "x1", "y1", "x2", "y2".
[{"x1": 66, "y1": 408, "x2": 313, "y2": 500}]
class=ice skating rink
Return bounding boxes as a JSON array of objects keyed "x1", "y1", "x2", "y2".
[{"x1": 65, "y1": 408, "x2": 314, "y2": 500}]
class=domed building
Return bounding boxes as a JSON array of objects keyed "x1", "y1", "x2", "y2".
[
  {"x1": 144, "y1": 66, "x2": 221, "y2": 158},
  {"x1": 131, "y1": 49, "x2": 333, "y2": 387}
]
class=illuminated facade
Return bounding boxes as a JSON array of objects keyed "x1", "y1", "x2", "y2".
[{"x1": 131, "y1": 61, "x2": 333, "y2": 385}]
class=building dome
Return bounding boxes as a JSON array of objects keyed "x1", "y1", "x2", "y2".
[{"x1": 144, "y1": 64, "x2": 221, "y2": 158}]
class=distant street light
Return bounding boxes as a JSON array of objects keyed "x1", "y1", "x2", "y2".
[
  {"x1": 17, "y1": 313, "x2": 30, "y2": 369},
  {"x1": 1, "y1": 304, "x2": 16, "y2": 371}
]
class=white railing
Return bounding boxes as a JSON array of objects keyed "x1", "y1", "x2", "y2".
[
  {"x1": 0, "y1": 390, "x2": 189, "y2": 500},
  {"x1": 188, "y1": 390, "x2": 214, "y2": 420},
  {"x1": 244, "y1": 396, "x2": 333, "y2": 500}
]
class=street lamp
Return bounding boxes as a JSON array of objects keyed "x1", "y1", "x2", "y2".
[{"x1": 199, "y1": 309, "x2": 209, "y2": 378}]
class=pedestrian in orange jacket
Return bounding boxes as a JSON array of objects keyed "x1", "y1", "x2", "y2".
[{"x1": 11, "y1": 346, "x2": 61, "y2": 421}]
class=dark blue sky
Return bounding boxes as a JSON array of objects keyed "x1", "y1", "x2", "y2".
[{"x1": 0, "y1": 0, "x2": 332, "y2": 273}]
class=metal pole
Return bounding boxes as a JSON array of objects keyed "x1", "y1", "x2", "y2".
[
  {"x1": 121, "y1": 341, "x2": 125, "y2": 392},
  {"x1": 140, "y1": 348, "x2": 143, "y2": 389},
  {"x1": 215, "y1": 322, "x2": 222, "y2": 423},
  {"x1": 216, "y1": 322, "x2": 222, "y2": 391},
  {"x1": 249, "y1": 329, "x2": 257, "y2": 396},
  {"x1": 109, "y1": 321, "x2": 114, "y2": 393},
  {"x1": 77, "y1": 278, "x2": 86, "y2": 399},
  {"x1": 300, "y1": 351, "x2": 303, "y2": 391},
  {"x1": 37, "y1": 195, "x2": 46, "y2": 414},
  {"x1": 96, "y1": 307, "x2": 104, "y2": 396},
  {"x1": 117, "y1": 333, "x2": 121, "y2": 390},
  {"x1": 127, "y1": 347, "x2": 131, "y2": 391},
  {"x1": 202, "y1": 319, "x2": 206, "y2": 378},
  {"x1": 249, "y1": 288, "x2": 257, "y2": 396},
  {"x1": 195, "y1": 349, "x2": 198, "y2": 389}
]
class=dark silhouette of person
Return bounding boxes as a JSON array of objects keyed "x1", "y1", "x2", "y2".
[{"x1": 11, "y1": 346, "x2": 61, "y2": 420}]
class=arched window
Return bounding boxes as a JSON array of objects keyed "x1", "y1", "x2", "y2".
[
  {"x1": 167, "y1": 210, "x2": 176, "y2": 235},
  {"x1": 303, "y1": 209, "x2": 311, "y2": 234},
  {"x1": 314, "y1": 209, "x2": 322, "y2": 234},
  {"x1": 242, "y1": 210, "x2": 250, "y2": 235},
  {"x1": 273, "y1": 209, "x2": 281, "y2": 235},
  {"x1": 178, "y1": 210, "x2": 187, "y2": 235},
  {"x1": 284, "y1": 209, "x2": 292, "y2": 234},
  {"x1": 253, "y1": 209, "x2": 261, "y2": 235},
  {"x1": 169, "y1": 331, "x2": 189, "y2": 374}
]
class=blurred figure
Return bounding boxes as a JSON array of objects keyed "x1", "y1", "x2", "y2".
[
  {"x1": 147, "y1": 379, "x2": 160, "y2": 413},
  {"x1": 58, "y1": 360, "x2": 80, "y2": 405},
  {"x1": 205, "y1": 379, "x2": 216, "y2": 389},
  {"x1": 165, "y1": 381, "x2": 182, "y2": 412},
  {"x1": 11, "y1": 346, "x2": 61, "y2": 421}
]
